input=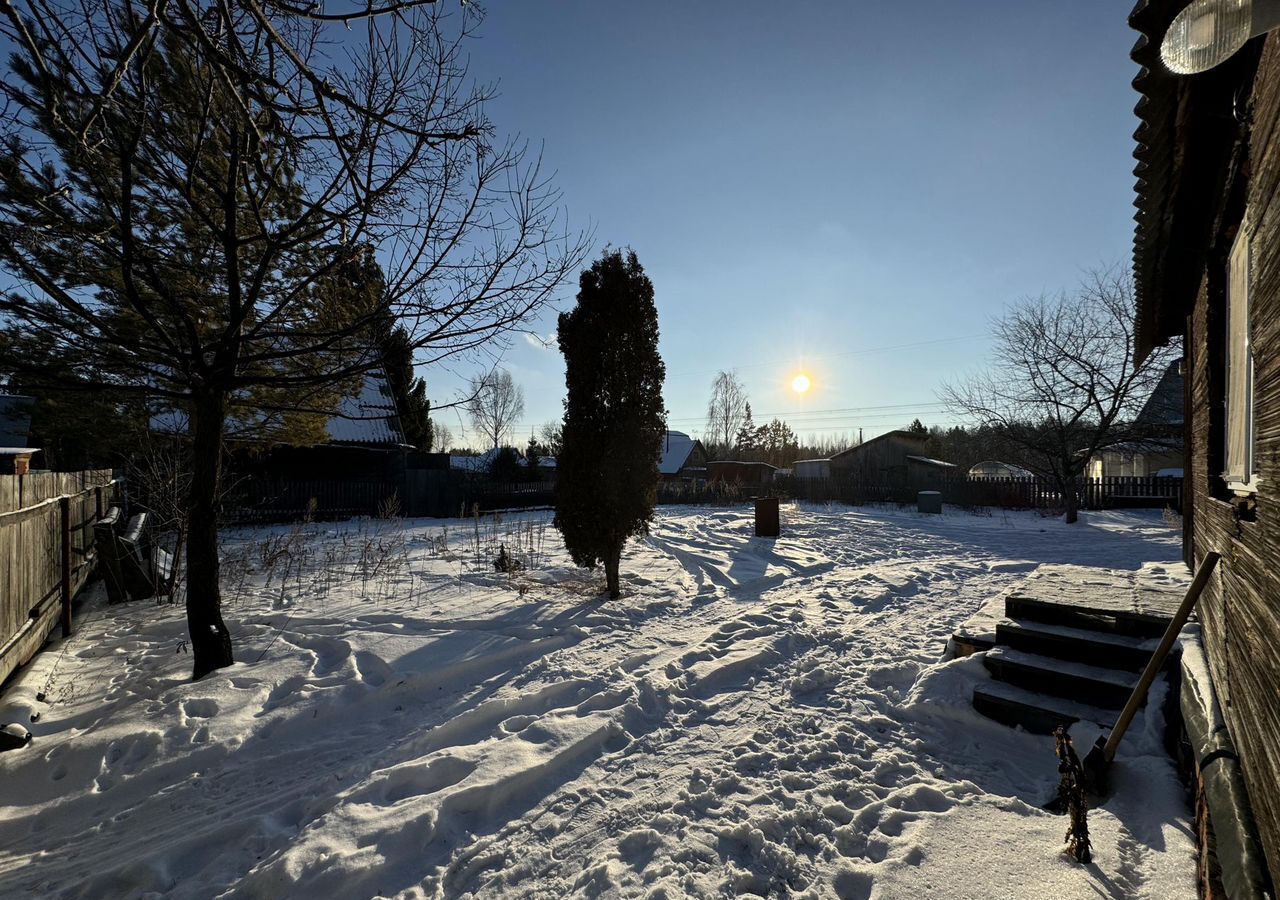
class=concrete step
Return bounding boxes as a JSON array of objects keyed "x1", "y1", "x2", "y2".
[
  {"x1": 982, "y1": 647, "x2": 1139, "y2": 710},
  {"x1": 994, "y1": 622, "x2": 1156, "y2": 672},
  {"x1": 1004, "y1": 594, "x2": 1170, "y2": 639},
  {"x1": 972, "y1": 681, "x2": 1115, "y2": 736}
]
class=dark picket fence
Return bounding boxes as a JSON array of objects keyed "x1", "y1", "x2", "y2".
[
  {"x1": 223, "y1": 471, "x2": 1183, "y2": 524},
  {"x1": 780, "y1": 474, "x2": 1183, "y2": 512},
  {"x1": 223, "y1": 473, "x2": 556, "y2": 523}
]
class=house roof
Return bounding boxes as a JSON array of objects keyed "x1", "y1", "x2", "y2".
[
  {"x1": 1134, "y1": 358, "x2": 1184, "y2": 428},
  {"x1": 326, "y1": 369, "x2": 404, "y2": 446},
  {"x1": 829, "y1": 430, "x2": 927, "y2": 462},
  {"x1": 659, "y1": 431, "x2": 701, "y2": 475},
  {"x1": 0, "y1": 394, "x2": 33, "y2": 447},
  {"x1": 150, "y1": 368, "x2": 406, "y2": 448},
  {"x1": 449, "y1": 448, "x2": 554, "y2": 472},
  {"x1": 906, "y1": 455, "x2": 956, "y2": 469},
  {"x1": 1129, "y1": 0, "x2": 1263, "y2": 361}
]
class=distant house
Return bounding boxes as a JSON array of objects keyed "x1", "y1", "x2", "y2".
[
  {"x1": 706, "y1": 460, "x2": 776, "y2": 485},
  {"x1": 791, "y1": 458, "x2": 831, "y2": 480},
  {"x1": 829, "y1": 431, "x2": 955, "y2": 488},
  {"x1": 0, "y1": 394, "x2": 34, "y2": 448},
  {"x1": 1086, "y1": 359, "x2": 1185, "y2": 478},
  {"x1": 153, "y1": 368, "x2": 409, "y2": 480},
  {"x1": 968, "y1": 460, "x2": 1034, "y2": 480},
  {"x1": 450, "y1": 448, "x2": 556, "y2": 481},
  {"x1": 1130, "y1": 1, "x2": 1280, "y2": 885},
  {"x1": 0, "y1": 394, "x2": 37, "y2": 474},
  {"x1": 658, "y1": 431, "x2": 707, "y2": 482}
]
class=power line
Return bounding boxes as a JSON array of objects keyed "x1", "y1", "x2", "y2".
[
  {"x1": 662, "y1": 401, "x2": 950, "y2": 424},
  {"x1": 665, "y1": 334, "x2": 987, "y2": 380}
]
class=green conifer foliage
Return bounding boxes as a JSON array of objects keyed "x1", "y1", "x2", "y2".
[{"x1": 555, "y1": 250, "x2": 666, "y2": 599}]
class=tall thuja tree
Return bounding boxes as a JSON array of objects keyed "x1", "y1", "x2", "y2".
[
  {"x1": 378, "y1": 321, "x2": 432, "y2": 450},
  {"x1": 0, "y1": 1, "x2": 586, "y2": 678},
  {"x1": 556, "y1": 249, "x2": 665, "y2": 599}
]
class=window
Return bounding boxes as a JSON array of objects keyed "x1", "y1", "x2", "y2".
[{"x1": 1224, "y1": 222, "x2": 1257, "y2": 493}]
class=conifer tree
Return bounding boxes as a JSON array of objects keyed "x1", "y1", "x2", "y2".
[
  {"x1": 556, "y1": 250, "x2": 666, "y2": 599},
  {"x1": 734, "y1": 402, "x2": 758, "y2": 458}
]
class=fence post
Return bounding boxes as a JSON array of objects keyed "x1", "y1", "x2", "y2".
[
  {"x1": 95, "y1": 485, "x2": 103, "y2": 521},
  {"x1": 60, "y1": 495, "x2": 73, "y2": 637}
]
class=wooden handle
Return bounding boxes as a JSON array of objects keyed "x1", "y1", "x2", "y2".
[{"x1": 1103, "y1": 550, "x2": 1221, "y2": 762}]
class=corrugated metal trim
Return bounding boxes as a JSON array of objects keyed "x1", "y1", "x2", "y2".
[{"x1": 1129, "y1": 0, "x2": 1261, "y2": 362}]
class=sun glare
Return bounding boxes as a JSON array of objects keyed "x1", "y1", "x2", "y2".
[{"x1": 791, "y1": 373, "x2": 811, "y2": 394}]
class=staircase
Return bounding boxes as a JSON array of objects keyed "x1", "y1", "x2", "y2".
[{"x1": 954, "y1": 588, "x2": 1172, "y2": 735}]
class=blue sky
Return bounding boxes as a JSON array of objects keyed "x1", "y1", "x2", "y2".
[{"x1": 430, "y1": 1, "x2": 1144, "y2": 448}]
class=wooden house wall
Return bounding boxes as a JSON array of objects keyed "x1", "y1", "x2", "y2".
[
  {"x1": 1185, "y1": 36, "x2": 1280, "y2": 881},
  {"x1": 829, "y1": 435, "x2": 927, "y2": 484}
]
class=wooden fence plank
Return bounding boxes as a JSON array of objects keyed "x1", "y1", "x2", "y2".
[{"x1": 0, "y1": 473, "x2": 115, "y2": 684}]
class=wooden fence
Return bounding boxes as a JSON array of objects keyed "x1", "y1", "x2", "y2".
[
  {"x1": 780, "y1": 474, "x2": 1184, "y2": 512},
  {"x1": 224, "y1": 473, "x2": 556, "y2": 523},
  {"x1": 0, "y1": 470, "x2": 115, "y2": 685},
  {"x1": 221, "y1": 472, "x2": 1185, "y2": 524}
]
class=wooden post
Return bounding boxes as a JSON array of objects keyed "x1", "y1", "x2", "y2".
[
  {"x1": 60, "y1": 495, "x2": 73, "y2": 637},
  {"x1": 95, "y1": 485, "x2": 103, "y2": 521},
  {"x1": 1103, "y1": 550, "x2": 1221, "y2": 762}
]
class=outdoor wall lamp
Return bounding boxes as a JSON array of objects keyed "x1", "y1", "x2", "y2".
[{"x1": 1162, "y1": 0, "x2": 1280, "y2": 73}]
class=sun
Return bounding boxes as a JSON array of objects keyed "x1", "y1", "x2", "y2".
[{"x1": 791, "y1": 373, "x2": 811, "y2": 394}]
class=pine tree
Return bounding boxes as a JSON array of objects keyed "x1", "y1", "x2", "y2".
[
  {"x1": 734, "y1": 402, "x2": 758, "y2": 458},
  {"x1": 556, "y1": 250, "x2": 666, "y2": 599}
]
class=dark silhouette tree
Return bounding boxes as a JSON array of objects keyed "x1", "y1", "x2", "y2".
[
  {"x1": 538, "y1": 421, "x2": 564, "y2": 457},
  {"x1": 379, "y1": 322, "x2": 432, "y2": 450},
  {"x1": 942, "y1": 268, "x2": 1173, "y2": 523},
  {"x1": 704, "y1": 370, "x2": 748, "y2": 459},
  {"x1": 734, "y1": 402, "x2": 758, "y2": 458},
  {"x1": 466, "y1": 369, "x2": 524, "y2": 451},
  {"x1": 0, "y1": 2, "x2": 586, "y2": 678},
  {"x1": 907, "y1": 418, "x2": 928, "y2": 436},
  {"x1": 556, "y1": 250, "x2": 666, "y2": 599}
]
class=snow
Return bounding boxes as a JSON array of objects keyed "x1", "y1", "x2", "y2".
[
  {"x1": 326, "y1": 369, "x2": 403, "y2": 446},
  {"x1": 0, "y1": 504, "x2": 1197, "y2": 898},
  {"x1": 658, "y1": 431, "x2": 698, "y2": 475}
]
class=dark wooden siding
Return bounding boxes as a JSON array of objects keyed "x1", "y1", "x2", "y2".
[
  {"x1": 829, "y1": 434, "x2": 928, "y2": 484},
  {"x1": 1187, "y1": 35, "x2": 1280, "y2": 881}
]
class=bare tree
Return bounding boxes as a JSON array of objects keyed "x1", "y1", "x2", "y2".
[
  {"x1": 538, "y1": 421, "x2": 563, "y2": 457},
  {"x1": 467, "y1": 369, "x2": 525, "y2": 450},
  {"x1": 0, "y1": 1, "x2": 587, "y2": 678},
  {"x1": 704, "y1": 370, "x2": 748, "y2": 459},
  {"x1": 942, "y1": 268, "x2": 1174, "y2": 523},
  {"x1": 431, "y1": 420, "x2": 454, "y2": 454}
]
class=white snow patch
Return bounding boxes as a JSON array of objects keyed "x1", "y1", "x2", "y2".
[{"x1": 0, "y1": 504, "x2": 1196, "y2": 898}]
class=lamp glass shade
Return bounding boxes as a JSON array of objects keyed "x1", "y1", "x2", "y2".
[{"x1": 1162, "y1": 0, "x2": 1253, "y2": 73}]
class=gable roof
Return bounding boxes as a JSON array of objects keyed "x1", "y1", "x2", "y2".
[
  {"x1": 1134, "y1": 358, "x2": 1184, "y2": 428},
  {"x1": 829, "y1": 430, "x2": 927, "y2": 462},
  {"x1": 659, "y1": 431, "x2": 701, "y2": 475},
  {"x1": 326, "y1": 369, "x2": 404, "y2": 446},
  {"x1": 150, "y1": 368, "x2": 406, "y2": 448}
]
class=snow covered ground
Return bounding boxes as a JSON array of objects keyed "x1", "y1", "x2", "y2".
[{"x1": 0, "y1": 503, "x2": 1196, "y2": 898}]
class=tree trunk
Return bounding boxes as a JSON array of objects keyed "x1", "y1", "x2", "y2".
[
  {"x1": 605, "y1": 544, "x2": 622, "y2": 600},
  {"x1": 1063, "y1": 472, "x2": 1080, "y2": 525},
  {"x1": 186, "y1": 389, "x2": 234, "y2": 679}
]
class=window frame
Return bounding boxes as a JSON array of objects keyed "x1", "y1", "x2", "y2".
[{"x1": 1224, "y1": 219, "x2": 1258, "y2": 495}]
